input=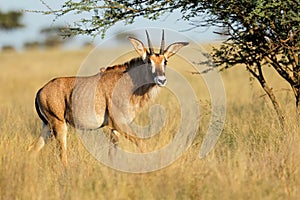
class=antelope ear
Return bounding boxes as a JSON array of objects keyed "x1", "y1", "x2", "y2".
[
  {"x1": 164, "y1": 42, "x2": 189, "y2": 59},
  {"x1": 128, "y1": 37, "x2": 147, "y2": 60}
]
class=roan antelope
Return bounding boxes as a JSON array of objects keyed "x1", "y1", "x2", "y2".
[{"x1": 28, "y1": 30, "x2": 188, "y2": 166}]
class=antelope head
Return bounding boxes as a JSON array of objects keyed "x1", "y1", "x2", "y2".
[{"x1": 129, "y1": 30, "x2": 189, "y2": 87}]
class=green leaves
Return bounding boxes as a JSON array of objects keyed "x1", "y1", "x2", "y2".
[
  {"x1": 37, "y1": 0, "x2": 187, "y2": 38},
  {"x1": 38, "y1": 0, "x2": 299, "y2": 78}
]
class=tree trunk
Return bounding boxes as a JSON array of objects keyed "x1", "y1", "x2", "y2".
[
  {"x1": 259, "y1": 81, "x2": 286, "y2": 129},
  {"x1": 247, "y1": 64, "x2": 286, "y2": 129},
  {"x1": 297, "y1": 57, "x2": 300, "y2": 115},
  {"x1": 291, "y1": 60, "x2": 300, "y2": 117},
  {"x1": 292, "y1": 85, "x2": 300, "y2": 116}
]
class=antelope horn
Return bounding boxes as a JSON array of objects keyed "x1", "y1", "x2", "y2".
[
  {"x1": 145, "y1": 30, "x2": 154, "y2": 55},
  {"x1": 160, "y1": 30, "x2": 165, "y2": 55}
]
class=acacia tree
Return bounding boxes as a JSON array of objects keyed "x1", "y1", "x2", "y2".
[
  {"x1": 39, "y1": 0, "x2": 299, "y2": 126},
  {"x1": 206, "y1": 0, "x2": 299, "y2": 127},
  {"x1": 0, "y1": 10, "x2": 24, "y2": 30}
]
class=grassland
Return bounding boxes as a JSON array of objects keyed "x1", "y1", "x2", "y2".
[{"x1": 0, "y1": 46, "x2": 299, "y2": 200}]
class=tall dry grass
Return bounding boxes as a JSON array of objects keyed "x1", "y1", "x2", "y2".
[{"x1": 0, "y1": 47, "x2": 299, "y2": 200}]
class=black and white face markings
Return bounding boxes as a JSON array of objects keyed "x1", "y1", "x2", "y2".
[
  {"x1": 149, "y1": 54, "x2": 167, "y2": 87},
  {"x1": 129, "y1": 30, "x2": 189, "y2": 87}
]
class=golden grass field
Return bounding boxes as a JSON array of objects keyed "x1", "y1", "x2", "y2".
[{"x1": 0, "y1": 46, "x2": 299, "y2": 200}]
